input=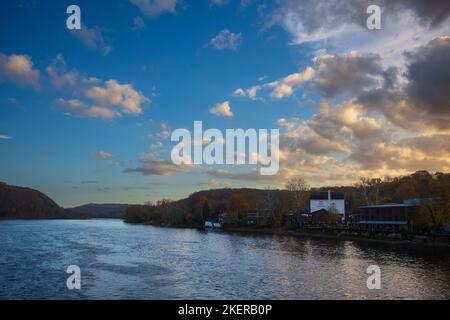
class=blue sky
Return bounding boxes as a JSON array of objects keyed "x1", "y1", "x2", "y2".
[{"x1": 1, "y1": 0, "x2": 450, "y2": 207}]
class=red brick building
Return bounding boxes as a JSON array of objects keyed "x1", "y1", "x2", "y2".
[{"x1": 354, "y1": 200, "x2": 421, "y2": 232}]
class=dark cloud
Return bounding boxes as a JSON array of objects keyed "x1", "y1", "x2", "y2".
[
  {"x1": 402, "y1": 134, "x2": 450, "y2": 157},
  {"x1": 298, "y1": 136, "x2": 349, "y2": 155},
  {"x1": 402, "y1": 0, "x2": 450, "y2": 28},
  {"x1": 355, "y1": 37, "x2": 450, "y2": 131},
  {"x1": 123, "y1": 160, "x2": 193, "y2": 176},
  {"x1": 405, "y1": 37, "x2": 450, "y2": 118},
  {"x1": 314, "y1": 52, "x2": 386, "y2": 98}
]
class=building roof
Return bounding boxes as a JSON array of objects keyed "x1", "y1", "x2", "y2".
[
  {"x1": 359, "y1": 220, "x2": 407, "y2": 225},
  {"x1": 311, "y1": 208, "x2": 329, "y2": 214},
  {"x1": 359, "y1": 203, "x2": 418, "y2": 209},
  {"x1": 310, "y1": 191, "x2": 344, "y2": 200}
]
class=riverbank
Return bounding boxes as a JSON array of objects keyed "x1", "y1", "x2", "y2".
[
  {"x1": 222, "y1": 226, "x2": 450, "y2": 248},
  {"x1": 124, "y1": 219, "x2": 450, "y2": 247}
]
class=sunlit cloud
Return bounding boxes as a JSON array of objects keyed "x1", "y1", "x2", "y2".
[
  {"x1": 209, "y1": 101, "x2": 234, "y2": 117},
  {"x1": 0, "y1": 53, "x2": 40, "y2": 88}
]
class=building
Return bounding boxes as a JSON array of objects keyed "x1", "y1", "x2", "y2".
[
  {"x1": 247, "y1": 209, "x2": 273, "y2": 226},
  {"x1": 218, "y1": 212, "x2": 228, "y2": 224},
  {"x1": 311, "y1": 209, "x2": 333, "y2": 225},
  {"x1": 354, "y1": 200, "x2": 421, "y2": 232},
  {"x1": 288, "y1": 210, "x2": 310, "y2": 226},
  {"x1": 288, "y1": 209, "x2": 341, "y2": 226},
  {"x1": 310, "y1": 191, "x2": 345, "y2": 222}
]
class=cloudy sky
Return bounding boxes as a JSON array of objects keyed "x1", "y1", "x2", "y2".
[{"x1": 0, "y1": 0, "x2": 449, "y2": 207}]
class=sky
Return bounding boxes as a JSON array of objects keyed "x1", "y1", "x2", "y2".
[{"x1": 0, "y1": 0, "x2": 450, "y2": 207}]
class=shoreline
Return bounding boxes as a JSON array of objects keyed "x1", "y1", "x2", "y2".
[{"x1": 221, "y1": 226, "x2": 450, "y2": 248}]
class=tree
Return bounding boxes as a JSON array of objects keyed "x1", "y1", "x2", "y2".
[
  {"x1": 357, "y1": 177, "x2": 384, "y2": 205},
  {"x1": 345, "y1": 191, "x2": 366, "y2": 215},
  {"x1": 227, "y1": 193, "x2": 252, "y2": 222},
  {"x1": 327, "y1": 206, "x2": 341, "y2": 225},
  {"x1": 416, "y1": 199, "x2": 449, "y2": 231},
  {"x1": 285, "y1": 177, "x2": 310, "y2": 210},
  {"x1": 415, "y1": 174, "x2": 450, "y2": 231},
  {"x1": 202, "y1": 198, "x2": 213, "y2": 221},
  {"x1": 272, "y1": 191, "x2": 292, "y2": 227},
  {"x1": 215, "y1": 202, "x2": 228, "y2": 214},
  {"x1": 260, "y1": 187, "x2": 275, "y2": 211}
]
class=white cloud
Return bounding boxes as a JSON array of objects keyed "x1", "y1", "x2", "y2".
[
  {"x1": 204, "y1": 4, "x2": 450, "y2": 186},
  {"x1": 272, "y1": 86, "x2": 450, "y2": 184},
  {"x1": 49, "y1": 55, "x2": 150, "y2": 119},
  {"x1": 236, "y1": 66, "x2": 315, "y2": 100},
  {"x1": 84, "y1": 106, "x2": 119, "y2": 119},
  {"x1": 46, "y1": 54, "x2": 80, "y2": 88},
  {"x1": 130, "y1": 0, "x2": 177, "y2": 18},
  {"x1": 0, "y1": 53, "x2": 40, "y2": 88},
  {"x1": 70, "y1": 25, "x2": 112, "y2": 56},
  {"x1": 56, "y1": 99, "x2": 119, "y2": 120},
  {"x1": 209, "y1": 101, "x2": 234, "y2": 117},
  {"x1": 233, "y1": 88, "x2": 245, "y2": 96},
  {"x1": 267, "y1": 0, "x2": 450, "y2": 69},
  {"x1": 0, "y1": 134, "x2": 12, "y2": 140},
  {"x1": 209, "y1": 29, "x2": 243, "y2": 51},
  {"x1": 132, "y1": 16, "x2": 146, "y2": 30},
  {"x1": 85, "y1": 80, "x2": 148, "y2": 115},
  {"x1": 96, "y1": 151, "x2": 113, "y2": 160},
  {"x1": 158, "y1": 121, "x2": 171, "y2": 139}
]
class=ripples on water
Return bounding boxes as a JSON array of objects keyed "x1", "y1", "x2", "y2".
[{"x1": 0, "y1": 219, "x2": 449, "y2": 300}]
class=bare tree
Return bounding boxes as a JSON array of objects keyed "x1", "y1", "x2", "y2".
[
  {"x1": 285, "y1": 177, "x2": 310, "y2": 210},
  {"x1": 357, "y1": 177, "x2": 383, "y2": 205}
]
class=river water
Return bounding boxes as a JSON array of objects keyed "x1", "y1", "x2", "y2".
[{"x1": 0, "y1": 219, "x2": 449, "y2": 300}]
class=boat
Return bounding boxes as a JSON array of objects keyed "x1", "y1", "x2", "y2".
[{"x1": 204, "y1": 221, "x2": 222, "y2": 229}]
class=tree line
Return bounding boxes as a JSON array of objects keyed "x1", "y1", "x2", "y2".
[{"x1": 124, "y1": 171, "x2": 450, "y2": 232}]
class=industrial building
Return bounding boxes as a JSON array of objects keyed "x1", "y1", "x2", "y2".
[
  {"x1": 310, "y1": 191, "x2": 345, "y2": 222},
  {"x1": 354, "y1": 199, "x2": 422, "y2": 232}
]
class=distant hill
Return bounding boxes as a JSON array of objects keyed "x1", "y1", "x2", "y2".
[
  {"x1": 67, "y1": 203, "x2": 129, "y2": 219},
  {"x1": 0, "y1": 182, "x2": 73, "y2": 219}
]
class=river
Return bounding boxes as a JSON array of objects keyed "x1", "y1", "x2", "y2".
[{"x1": 1, "y1": 219, "x2": 449, "y2": 299}]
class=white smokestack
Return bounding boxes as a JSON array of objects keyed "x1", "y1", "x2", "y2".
[{"x1": 328, "y1": 190, "x2": 331, "y2": 208}]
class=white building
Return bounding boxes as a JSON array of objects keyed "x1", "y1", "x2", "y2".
[{"x1": 310, "y1": 191, "x2": 345, "y2": 220}]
